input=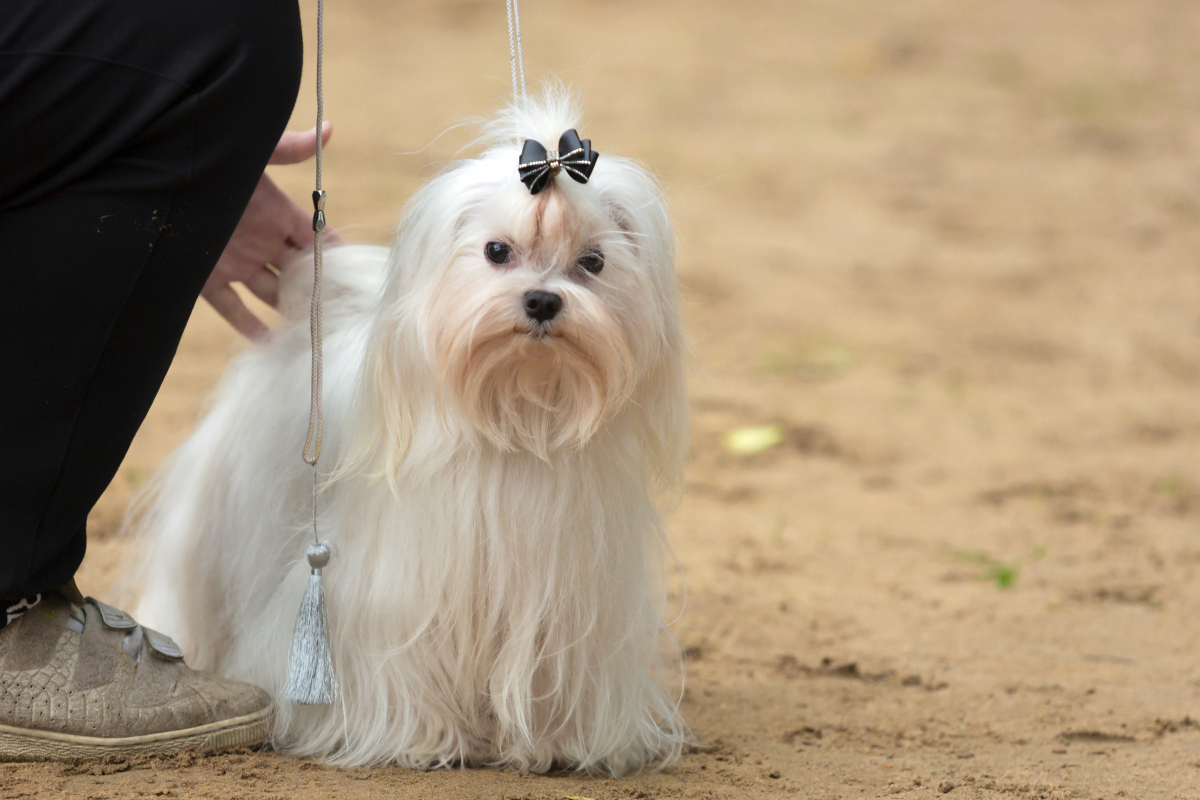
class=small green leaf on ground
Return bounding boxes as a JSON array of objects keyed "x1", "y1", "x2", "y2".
[
  {"x1": 989, "y1": 563, "x2": 1018, "y2": 588},
  {"x1": 723, "y1": 424, "x2": 784, "y2": 455},
  {"x1": 758, "y1": 340, "x2": 856, "y2": 379},
  {"x1": 954, "y1": 549, "x2": 1020, "y2": 589},
  {"x1": 805, "y1": 344, "x2": 856, "y2": 376},
  {"x1": 1152, "y1": 475, "x2": 1183, "y2": 496}
]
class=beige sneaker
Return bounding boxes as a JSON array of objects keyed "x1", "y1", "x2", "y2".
[{"x1": 0, "y1": 584, "x2": 273, "y2": 761}]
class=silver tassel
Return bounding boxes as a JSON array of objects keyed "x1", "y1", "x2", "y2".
[{"x1": 284, "y1": 542, "x2": 338, "y2": 704}]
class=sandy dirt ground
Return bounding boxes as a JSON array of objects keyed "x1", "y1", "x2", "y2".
[{"x1": 7, "y1": 0, "x2": 1200, "y2": 797}]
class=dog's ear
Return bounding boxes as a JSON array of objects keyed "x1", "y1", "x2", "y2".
[
  {"x1": 337, "y1": 315, "x2": 416, "y2": 494},
  {"x1": 636, "y1": 349, "x2": 689, "y2": 498},
  {"x1": 605, "y1": 164, "x2": 690, "y2": 497},
  {"x1": 337, "y1": 163, "x2": 485, "y2": 488}
]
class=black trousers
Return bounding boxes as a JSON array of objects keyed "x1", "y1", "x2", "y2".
[{"x1": 0, "y1": 0, "x2": 303, "y2": 599}]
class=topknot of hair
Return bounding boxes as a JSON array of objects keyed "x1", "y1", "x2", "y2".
[{"x1": 476, "y1": 83, "x2": 583, "y2": 156}]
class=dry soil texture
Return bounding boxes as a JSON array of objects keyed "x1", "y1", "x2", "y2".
[{"x1": 8, "y1": 0, "x2": 1200, "y2": 798}]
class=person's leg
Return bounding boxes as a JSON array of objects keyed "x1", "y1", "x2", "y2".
[
  {"x1": 0, "y1": 0, "x2": 303, "y2": 606},
  {"x1": 0, "y1": 0, "x2": 303, "y2": 758}
]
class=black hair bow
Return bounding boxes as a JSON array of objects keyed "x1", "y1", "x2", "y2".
[{"x1": 518, "y1": 129, "x2": 599, "y2": 195}]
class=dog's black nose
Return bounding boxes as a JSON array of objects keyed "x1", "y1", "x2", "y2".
[{"x1": 523, "y1": 290, "x2": 562, "y2": 323}]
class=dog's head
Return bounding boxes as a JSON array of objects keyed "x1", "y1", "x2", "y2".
[{"x1": 360, "y1": 90, "x2": 686, "y2": 478}]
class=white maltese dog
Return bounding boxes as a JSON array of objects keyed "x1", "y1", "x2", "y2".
[{"x1": 133, "y1": 91, "x2": 689, "y2": 774}]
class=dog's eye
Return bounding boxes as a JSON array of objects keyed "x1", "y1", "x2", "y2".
[
  {"x1": 484, "y1": 241, "x2": 513, "y2": 265},
  {"x1": 577, "y1": 250, "x2": 604, "y2": 275}
]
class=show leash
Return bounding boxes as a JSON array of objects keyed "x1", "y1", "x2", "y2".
[
  {"x1": 285, "y1": 0, "x2": 337, "y2": 706},
  {"x1": 506, "y1": 0, "x2": 527, "y2": 99}
]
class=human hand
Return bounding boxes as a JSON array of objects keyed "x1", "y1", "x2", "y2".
[{"x1": 201, "y1": 121, "x2": 334, "y2": 340}]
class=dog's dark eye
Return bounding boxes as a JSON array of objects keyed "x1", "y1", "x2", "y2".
[
  {"x1": 485, "y1": 241, "x2": 513, "y2": 265},
  {"x1": 578, "y1": 250, "x2": 604, "y2": 275}
]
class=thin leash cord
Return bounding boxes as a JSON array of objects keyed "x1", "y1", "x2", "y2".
[
  {"x1": 303, "y1": 0, "x2": 326, "y2": 546},
  {"x1": 506, "y1": 0, "x2": 527, "y2": 98}
]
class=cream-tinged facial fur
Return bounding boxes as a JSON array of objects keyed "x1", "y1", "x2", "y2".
[{"x1": 131, "y1": 90, "x2": 689, "y2": 774}]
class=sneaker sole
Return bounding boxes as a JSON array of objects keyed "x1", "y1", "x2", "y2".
[{"x1": 0, "y1": 704, "x2": 273, "y2": 761}]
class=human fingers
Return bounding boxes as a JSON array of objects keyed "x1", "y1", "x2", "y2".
[
  {"x1": 243, "y1": 265, "x2": 281, "y2": 308},
  {"x1": 282, "y1": 191, "x2": 317, "y2": 253},
  {"x1": 269, "y1": 121, "x2": 333, "y2": 165},
  {"x1": 202, "y1": 283, "x2": 269, "y2": 340},
  {"x1": 244, "y1": 174, "x2": 315, "y2": 257}
]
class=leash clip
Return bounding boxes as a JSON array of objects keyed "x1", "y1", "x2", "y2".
[{"x1": 312, "y1": 189, "x2": 327, "y2": 232}]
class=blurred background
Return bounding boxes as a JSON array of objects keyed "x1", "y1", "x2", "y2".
[{"x1": 79, "y1": 1, "x2": 1200, "y2": 796}]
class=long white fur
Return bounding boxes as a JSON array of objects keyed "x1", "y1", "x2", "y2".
[{"x1": 132, "y1": 90, "x2": 689, "y2": 774}]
